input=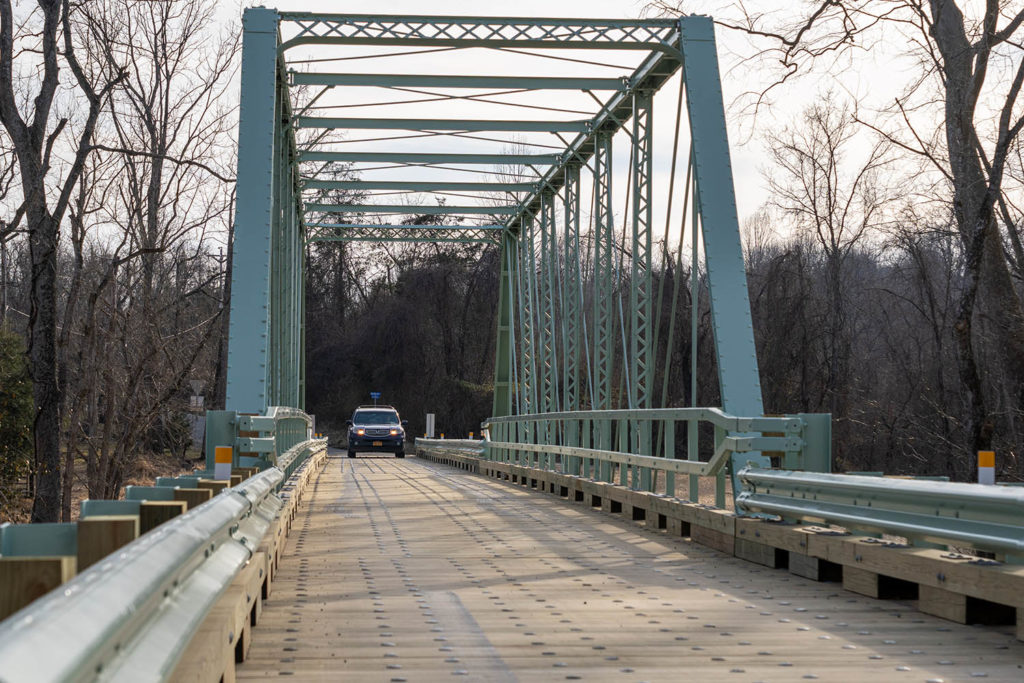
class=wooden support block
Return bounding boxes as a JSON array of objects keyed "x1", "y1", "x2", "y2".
[
  {"x1": 139, "y1": 500, "x2": 188, "y2": 534},
  {"x1": 735, "y1": 537, "x2": 786, "y2": 568},
  {"x1": 77, "y1": 515, "x2": 139, "y2": 571},
  {"x1": 735, "y1": 518, "x2": 811, "y2": 555},
  {"x1": 666, "y1": 516, "x2": 690, "y2": 537},
  {"x1": 789, "y1": 552, "x2": 842, "y2": 582},
  {"x1": 843, "y1": 565, "x2": 882, "y2": 598},
  {"x1": 170, "y1": 595, "x2": 236, "y2": 683},
  {"x1": 692, "y1": 524, "x2": 734, "y2": 555},
  {"x1": 198, "y1": 479, "x2": 230, "y2": 495},
  {"x1": 174, "y1": 487, "x2": 213, "y2": 510},
  {"x1": 919, "y1": 584, "x2": 967, "y2": 623},
  {"x1": 0, "y1": 556, "x2": 76, "y2": 621},
  {"x1": 229, "y1": 474, "x2": 243, "y2": 487}
]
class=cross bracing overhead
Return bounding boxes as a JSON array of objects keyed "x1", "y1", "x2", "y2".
[{"x1": 226, "y1": 8, "x2": 770, "y2": 483}]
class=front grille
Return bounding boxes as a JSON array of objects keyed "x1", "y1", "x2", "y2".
[{"x1": 364, "y1": 428, "x2": 392, "y2": 437}]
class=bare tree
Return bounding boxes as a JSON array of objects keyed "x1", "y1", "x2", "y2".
[
  {"x1": 0, "y1": 0, "x2": 126, "y2": 521},
  {"x1": 765, "y1": 97, "x2": 894, "y2": 416},
  {"x1": 649, "y1": 0, "x2": 1024, "y2": 455}
]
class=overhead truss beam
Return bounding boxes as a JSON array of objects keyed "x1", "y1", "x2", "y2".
[
  {"x1": 290, "y1": 72, "x2": 629, "y2": 91},
  {"x1": 296, "y1": 117, "x2": 589, "y2": 133},
  {"x1": 305, "y1": 203, "x2": 516, "y2": 215},
  {"x1": 302, "y1": 179, "x2": 535, "y2": 193},
  {"x1": 279, "y1": 14, "x2": 681, "y2": 52},
  {"x1": 306, "y1": 223, "x2": 503, "y2": 244},
  {"x1": 299, "y1": 151, "x2": 560, "y2": 165}
]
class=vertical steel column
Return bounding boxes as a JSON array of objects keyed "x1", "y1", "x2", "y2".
[
  {"x1": 538, "y1": 192, "x2": 558, "y2": 416},
  {"x1": 562, "y1": 165, "x2": 582, "y2": 474},
  {"x1": 539, "y1": 192, "x2": 559, "y2": 469},
  {"x1": 592, "y1": 131, "x2": 614, "y2": 480},
  {"x1": 679, "y1": 16, "x2": 771, "y2": 487},
  {"x1": 226, "y1": 7, "x2": 280, "y2": 413},
  {"x1": 492, "y1": 231, "x2": 517, "y2": 417},
  {"x1": 630, "y1": 90, "x2": 655, "y2": 490}
]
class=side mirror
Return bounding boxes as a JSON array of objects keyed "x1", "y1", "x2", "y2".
[
  {"x1": 346, "y1": 420, "x2": 353, "y2": 427},
  {"x1": 401, "y1": 420, "x2": 409, "y2": 427}
]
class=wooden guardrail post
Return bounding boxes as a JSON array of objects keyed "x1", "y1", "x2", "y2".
[
  {"x1": 140, "y1": 501, "x2": 189, "y2": 534},
  {"x1": 77, "y1": 516, "x2": 139, "y2": 571}
]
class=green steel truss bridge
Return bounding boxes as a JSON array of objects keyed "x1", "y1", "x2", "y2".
[{"x1": 0, "y1": 9, "x2": 1023, "y2": 682}]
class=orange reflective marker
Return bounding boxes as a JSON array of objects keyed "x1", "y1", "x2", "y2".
[
  {"x1": 978, "y1": 450, "x2": 995, "y2": 485},
  {"x1": 215, "y1": 446, "x2": 233, "y2": 481}
]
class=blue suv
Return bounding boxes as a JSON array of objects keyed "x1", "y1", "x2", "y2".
[{"x1": 347, "y1": 405, "x2": 408, "y2": 458}]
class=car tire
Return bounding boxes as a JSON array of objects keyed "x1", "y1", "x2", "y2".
[
  {"x1": 396, "y1": 450, "x2": 405, "y2": 459},
  {"x1": 347, "y1": 449, "x2": 356, "y2": 458}
]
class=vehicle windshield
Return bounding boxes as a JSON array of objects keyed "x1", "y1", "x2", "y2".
[{"x1": 353, "y1": 410, "x2": 400, "y2": 425}]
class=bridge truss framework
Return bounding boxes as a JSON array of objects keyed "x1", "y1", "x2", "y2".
[{"x1": 227, "y1": 8, "x2": 771, "y2": 479}]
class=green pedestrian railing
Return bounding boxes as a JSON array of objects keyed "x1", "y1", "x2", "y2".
[{"x1": 480, "y1": 408, "x2": 830, "y2": 507}]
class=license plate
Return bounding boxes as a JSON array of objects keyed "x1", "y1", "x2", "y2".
[{"x1": 373, "y1": 441, "x2": 383, "y2": 447}]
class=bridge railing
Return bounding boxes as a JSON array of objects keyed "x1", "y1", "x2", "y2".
[
  {"x1": 203, "y1": 405, "x2": 314, "y2": 475},
  {"x1": 737, "y1": 467, "x2": 1024, "y2": 560},
  {"x1": 0, "y1": 437, "x2": 326, "y2": 681},
  {"x1": 469, "y1": 408, "x2": 830, "y2": 507}
]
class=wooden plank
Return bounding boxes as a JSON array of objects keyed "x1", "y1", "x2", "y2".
[
  {"x1": 842, "y1": 565, "x2": 881, "y2": 598},
  {"x1": 0, "y1": 557, "x2": 76, "y2": 621},
  {"x1": 691, "y1": 524, "x2": 734, "y2": 555},
  {"x1": 77, "y1": 515, "x2": 139, "y2": 571},
  {"x1": 139, "y1": 501, "x2": 188, "y2": 534},
  {"x1": 735, "y1": 518, "x2": 811, "y2": 555},
  {"x1": 237, "y1": 455, "x2": 1024, "y2": 681},
  {"x1": 174, "y1": 488, "x2": 213, "y2": 510},
  {"x1": 735, "y1": 537, "x2": 785, "y2": 568},
  {"x1": 197, "y1": 479, "x2": 230, "y2": 495},
  {"x1": 920, "y1": 584, "x2": 967, "y2": 623}
]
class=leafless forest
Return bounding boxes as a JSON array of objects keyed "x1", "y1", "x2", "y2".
[{"x1": 1, "y1": 1, "x2": 1022, "y2": 523}]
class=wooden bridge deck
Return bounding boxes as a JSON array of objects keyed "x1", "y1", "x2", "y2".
[{"x1": 237, "y1": 454, "x2": 1024, "y2": 682}]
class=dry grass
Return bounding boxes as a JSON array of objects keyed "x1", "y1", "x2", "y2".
[{"x1": 0, "y1": 451, "x2": 198, "y2": 524}]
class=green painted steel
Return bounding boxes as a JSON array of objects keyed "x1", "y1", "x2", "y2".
[
  {"x1": 678, "y1": 18, "x2": 767, "y2": 426},
  {"x1": 291, "y1": 72, "x2": 628, "y2": 91},
  {"x1": 592, "y1": 131, "x2": 614, "y2": 415},
  {"x1": 299, "y1": 151, "x2": 560, "y2": 165},
  {"x1": 0, "y1": 522, "x2": 77, "y2": 557},
  {"x1": 492, "y1": 232, "x2": 517, "y2": 417},
  {"x1": 305, "y1": 224, "x2": 503, "y2": 245},
  {"x1": 302, "y1": 180, "x2": 535, "y2": 192},
  {"x1": 305, "y1": 203, "x2": 516, "y2": 215},
  {"x1": 222, "y1": 10, "x2": 806, "y2": 517},
  {"x1": 277, "y1": 14, "x2": 681, "y2": 53},
  {"x1": 538, "y1": 192, "x2": 559, "y2": 416},
  {"x1": 296, "y1": 117, "x2": 589, "y2": 133},
  {"x1": 226, "y1": 7, "x2": 281, "y2": 413}
]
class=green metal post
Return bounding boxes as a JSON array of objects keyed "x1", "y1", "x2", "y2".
[
  {"x1": 593, "y1": 131, "x2": 614, "y2": 415},
  {"x1": 492, "y1": 231, "x2": 517, "y2": 417},
  {"x1": 679, "y1": 17, "x2": 771, "y2": 494},
  {"x1": 630, "y1": 89, "x2": 655, "y2": 491},
  {"x1": 226, "y1": 7, "x2": 281, "y2": 413},
  {"x1": 562, "y1": 165, "x2": 582, "y2": 473}
]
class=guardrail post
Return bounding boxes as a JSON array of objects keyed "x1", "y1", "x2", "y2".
[{"x1": 77, "y1": 516, "x2": 139, "y2": 572}]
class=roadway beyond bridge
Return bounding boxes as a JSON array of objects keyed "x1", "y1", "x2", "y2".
[{"x1": 237, "y1": 453, "x2": 1024, "y2": 682}]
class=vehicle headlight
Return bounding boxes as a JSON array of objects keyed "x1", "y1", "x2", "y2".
[
  {"x1": 390, "y1": 429, "x2": 399, "y2": 436},
  {"x1": 356, "y1": 428, "x2": 365, "y2": 436}
]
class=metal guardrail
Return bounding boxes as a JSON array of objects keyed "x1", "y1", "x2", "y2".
[
  {"x1": 0, "y1": 438, "x2": 325, "y2": 682},
  {"x1": 736, "y1": 468, "x2": 1024, "y2": 557},
  {"x1": 415, "y1": 438, "x2": 484, "y2": 458},
  {"x1": 479, "y1": 408, "x2": 829, "y2": 506}
]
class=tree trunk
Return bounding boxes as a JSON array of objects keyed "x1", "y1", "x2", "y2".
[{"x1": 28, "y1": 211, "x2": 61, "y2": 522}]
